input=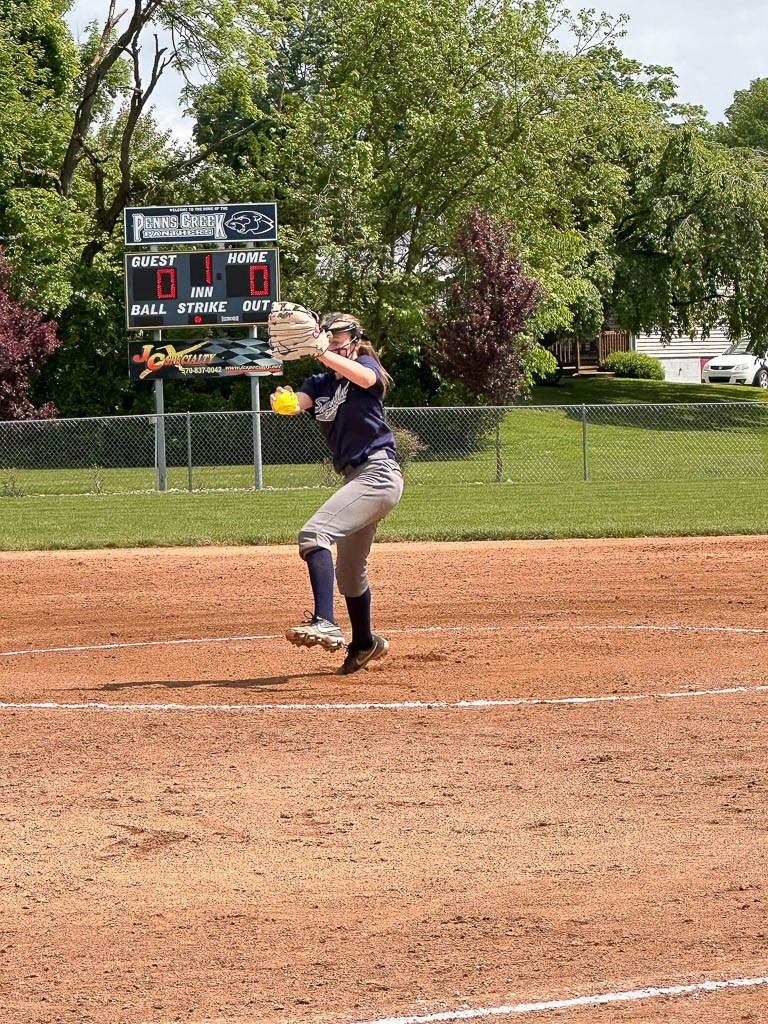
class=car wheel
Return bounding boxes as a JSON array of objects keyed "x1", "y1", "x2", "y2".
[{"x1": 754, "y1": 368, "x2": 768, "y2": 389}]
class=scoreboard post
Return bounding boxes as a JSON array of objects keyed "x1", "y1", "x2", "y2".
[{"x1": 123, "y1": 204, "x2": 282, "y2": 492}]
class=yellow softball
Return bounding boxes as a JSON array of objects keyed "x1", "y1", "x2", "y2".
[{"x1": 273, "y1": 389, "x2": 299, "y2": 415}]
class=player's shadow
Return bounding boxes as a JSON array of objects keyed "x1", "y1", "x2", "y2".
[{"x1": 73, "y1": 671, "x2": 334, "y2": 695}]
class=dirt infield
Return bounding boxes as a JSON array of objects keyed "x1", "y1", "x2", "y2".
[{"x1": 1, "y1": 537, "x2": 767, "y2": 1024}]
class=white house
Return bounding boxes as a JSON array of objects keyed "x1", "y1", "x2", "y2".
[{"x1": 632, "y1": 327, "x2": 732, "y2": 383}]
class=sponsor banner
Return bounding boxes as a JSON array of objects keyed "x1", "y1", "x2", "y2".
[
  {"x1": 124, "y1": 247, "x2": 279, "y2": 329},
  {"x1": 124, "y1": 203, "x2": 278, "y2": 245},
  {"x1": 128, "y1": 338, "x2": 283, "y2": 380}
]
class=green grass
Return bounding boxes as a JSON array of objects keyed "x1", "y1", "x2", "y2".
[
  {"x1": 1, "y1": 478, "x2": 767, "y2": 551},
  {"x1": 492, "y1": 402, "x2": 768, "y2": 482},
  {"x1": 6, "y1": 379, "x2": 768, "y2": 496},
  {"x1": 2, "y1": 376, "x2": 768, "y2": 511},
  {"x1": 531, "y1": 375, "x2": 768, "y2": 406},
  {"x1": 0, "y1": 461, "x2": 328, "y2": 496}
]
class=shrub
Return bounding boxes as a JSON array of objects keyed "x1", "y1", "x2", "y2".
[
  {"x1": 318, "y1": 456, "x2": 339, "y2": 488},
  {"x1": 0, "y1": 468, "x2": 27, "y2": 497},
  {"x1": 390, "y1": 427, "x2": 428, "y2": 470},
  {"x1": 600, "y1": 351, "x2": 665, "y2": 380},
  {"x1": 317, "y1": 427, "x2": 428, "y2": 487},
  {"x1": 528, "y1": 344, "x2": 562, "y2": 386}
]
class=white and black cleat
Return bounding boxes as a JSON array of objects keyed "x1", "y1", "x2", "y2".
[
  {"x1": 337, "y1": 635, "x2": 389, "y2": 675},
  {"x1": 285, "y1": 614, "x2": 346, "y2": 652}
]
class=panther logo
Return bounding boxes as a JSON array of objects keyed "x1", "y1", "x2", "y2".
[{"x1": 224, "y1": 210, "x2": 275, "y2": 237}]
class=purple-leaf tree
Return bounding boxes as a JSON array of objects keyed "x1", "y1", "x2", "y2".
[
  {"x1": 0, "y1": 251, "x2": 60, "y2": 420},
  {"x1": 428, "y1": 209, "x2": 544, "y2": 480}
]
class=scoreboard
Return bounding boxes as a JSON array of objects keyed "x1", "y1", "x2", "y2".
[{"x1": 124, "y1": 248, "x2": 279, "y2": 330}]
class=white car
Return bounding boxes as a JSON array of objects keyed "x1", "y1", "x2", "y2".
[{"x1": 702, "y1": 340, "x2": 768, "y2": 389}]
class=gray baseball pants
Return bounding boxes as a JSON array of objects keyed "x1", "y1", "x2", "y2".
[{"x1": 298, "y1": 452, "x2": 404, "y2": 597}]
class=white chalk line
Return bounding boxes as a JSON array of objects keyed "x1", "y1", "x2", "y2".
[
  {"x1": 348, "y1": 974, "x2": 768, "y2": 1024},
  {"x1": 2, "y1": 683, "x2": 767, "y2": 714},
  {"x1": 3, "y1": 622, "x2": 768, "y2": 658},
  {"x1": 0, "y1": 632, "x2": 282, "y2": 657}
]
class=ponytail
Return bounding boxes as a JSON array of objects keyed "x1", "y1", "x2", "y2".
[{"x1": 358, "y1": 340, "x2": 393, "y2": 396}]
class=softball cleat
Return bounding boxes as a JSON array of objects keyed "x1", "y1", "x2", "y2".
[
  {"x1": 285, "y1": 613, "x2": 346, "y2": 651},
  {"x1": 337, "y1": 635, "x2": 389, "y2": 675}
]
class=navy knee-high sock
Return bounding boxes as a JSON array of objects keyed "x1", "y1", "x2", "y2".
[
  {"x1": 305, "y1": 547, "x2": 335, "y2": 622},
  {"x1": 345, "y1": 589, "x2": 373, "y2": 650}
]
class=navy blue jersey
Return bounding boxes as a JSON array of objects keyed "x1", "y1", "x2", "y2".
[{"x1": 299, "y1": 355, "x2": 396, "y2": 472}]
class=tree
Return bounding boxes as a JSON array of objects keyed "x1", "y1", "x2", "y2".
[
  {"x1": 1, "y1": 0, "x2": 279, "y2": 288},
  {"x1": 0, "y1": 0, "x2": 82, "y2": 312},
  {"x1": 610, "y1": 127, "x2": 768, "y2": 347},
  {"x1": 0, "y1": 0, "x2": 283, "y2": 415},
  {"x1": 427, "y1": 209, "x2": 545, "y2": 480},
  {"x1": 6, "y1": 0, "x2": 768, "y2": 417},
  {"x1": 193, "y1": 0, "x2": 705, "y2": 400},
  {"x1": 0, "y1": 251, "x2": 61, "y2": 419},
  {"x1": 720, "y1": 78, "x2": 768, "y2": 153}
]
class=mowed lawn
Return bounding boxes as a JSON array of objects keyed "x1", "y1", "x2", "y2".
[
  {"x1": 2, "y1": 377, "x2": 768, "y2": 496},
  {"x1": 1, "y1": 376, "x2": 768, "y2": 549},
  {"x1": 531, "y1": 374, "x2": 768, "y2": 406},
  {"x1": 1, "y1": 477, "x2": 768, "y2": 550}
]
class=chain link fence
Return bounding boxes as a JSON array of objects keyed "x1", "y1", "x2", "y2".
[{"x1": 0, "y1": 401, "x2": 767, "y2": 496}]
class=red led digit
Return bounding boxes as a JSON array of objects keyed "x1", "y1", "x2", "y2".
[
  {"x1": 249, "y1": 265, "x2": 269, "y2": 296},
  {"x1": 205, "y1": 255, "x2": 212, "y2": 285},
  {"x1": 157, "y1": 268, "x2": 176, "y2": 299}
]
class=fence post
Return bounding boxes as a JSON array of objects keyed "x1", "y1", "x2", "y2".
[
  {"x1": 186, "y1": 411, "x2": 193, "y2": 492},
  {"x1": 581, "y1": 403, "x2": 588, "y2": 481}
]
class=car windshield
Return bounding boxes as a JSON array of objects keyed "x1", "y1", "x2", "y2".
[{"x1": 723, "y1": 340, "x2": 752, "y2": 355}]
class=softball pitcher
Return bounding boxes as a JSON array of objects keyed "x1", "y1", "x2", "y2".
[{"x1": 267, "y1": 306, "x2": 403, "y2": 674}]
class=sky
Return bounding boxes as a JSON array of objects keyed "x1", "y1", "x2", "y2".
[{"x1": 65, "y1": 0, "x2": 768, "y2": 138}]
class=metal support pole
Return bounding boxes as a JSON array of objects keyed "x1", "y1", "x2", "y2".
[
  {"x1": 250, "y1": 323, "x2": 263, "y2": 491},
  {"x1": 153, "y1": 334, "x2": 167, "y2": 492},
  {"x1": 251, "y1": 374, "x2": 263, "y2": 490},
  {"x1": 186, "y1": 410, "x2": 193, "y2": 492},
  {"x1": 581, "y1": 403, "x2": 588, "y2": 481},
  {"x1": 148, "y1": 242, "x2": 168, "y2": 493}
]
